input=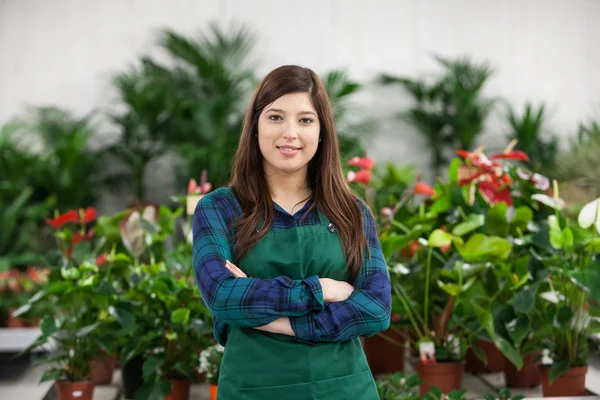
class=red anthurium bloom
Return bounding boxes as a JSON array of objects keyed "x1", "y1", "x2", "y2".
[
  {"x1": 347, "y1": 169, "x2": 372, "y2": 185},
  {"x1": 479, "y1": 180, "x2": 513, "y2": 206},
  {"x1": 46, "y1": 210, "x2": 79, "y2": 229},
  {"x1": 80, "y1": 208, "x2": 97, "y2": 224},
  {"x1": 348, "y1": 156, "x2": 375, "y2": 170},
  {"x1": 456, "y1": 149, "x2": 498, "y2": 172},
  {"x1": 490, "y1": 150, "x2": 529, "y2": 162},
  {"x1": 414, "y1": 181, "x2": 436, "y2": 196},
  {"x1": 96, "y1": 254, "x2": 108, "y2": 266},
  {"x1": 72, "y1": 229, "x2": 95, "y2": 246},
  {"x1": 188, "y1": 170, "x2": 212, "y2": 195}
]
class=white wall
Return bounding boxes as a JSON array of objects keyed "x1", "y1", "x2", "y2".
[{"x1": 1, "y1": 0, "x2": 599, "y2": 208}]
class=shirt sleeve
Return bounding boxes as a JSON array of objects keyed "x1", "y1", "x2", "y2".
[
  {"x1": 192, "y1": 193, "x2": 325, "y2": 328},
  {"x1": 289, "y1": 200, "x2": 391, "y2": 344}
]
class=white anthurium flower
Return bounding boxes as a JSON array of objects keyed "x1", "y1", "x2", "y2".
[
  {"x1": 120, "y1": 205, "x2": 158, "y2": 257},
  {"x1": 577, "y1": 198, "x2": 600, "y2": 233},
  {"x1": 418, "y1": 238, "x2": 429, "y2": 247},
  {"x1": 392, "y1": 263, "x2": 410, "y2": 275},
  {"x1": 531, "y1": 194, "x2": 566, "y2": 210}
]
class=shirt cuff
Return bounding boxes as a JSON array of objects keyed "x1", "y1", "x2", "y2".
[
  {"x1": 290, "y1": 313, "x2": 319, "y2": 345},
  {"x1": 302, "y1": 275, "x2": 325, "y2": 311}
]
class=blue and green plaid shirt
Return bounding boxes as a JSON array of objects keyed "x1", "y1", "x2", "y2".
[{"x1": 192, "y1": 187, "x2": 391, "y2": 346}]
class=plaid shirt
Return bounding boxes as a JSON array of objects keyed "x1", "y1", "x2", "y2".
[{"x1": 192, "y1": 187, "x2": 391, "y2": 345}]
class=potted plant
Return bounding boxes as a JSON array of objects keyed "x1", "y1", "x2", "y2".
[
  {"x1": 16, "y1": 207, "x2": 111, "y2": 400},
  {"x1": 528, "y1": 195, "x2": 600, "y2": 396},
  {"x1": 199, "y1": 343, "x2": 224, "y2": 400}
]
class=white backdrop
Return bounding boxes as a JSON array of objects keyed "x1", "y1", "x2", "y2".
[{"x1": 1, "y1": 0, "x2": 599, "y2": 208}]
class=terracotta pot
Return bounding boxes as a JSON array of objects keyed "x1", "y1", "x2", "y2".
[
  {"x1": 90, "y1": 353, "x2": 115, "y2": 385},
  {"x1": 504, "y1": 352, "x2": 541, "y2": 388},
  {"x1": 210, "y1": 384, "x2": 218, "y2": 400},
  {"x1": 465, "y1": 340, "x2": 505, "y2": 374},
  {"x1": 197, "y1": 371, "x2": 206, "y2": 383},
  {"x1": 55, "y1": 381, "x2": 94, "y2": 400},
  {"x1": 165, "y1": 379, "x2": 191, "y2": 400},
  {"x1": 363, "y1": 326, "x2": 406, "y2": 375},
  {"x1": 541, "y1": 365, "x2": 588, "y2": 397},
  {"x1": 417, "y1": 362, "x2": 464, "y2": 395},
  {"x1": 7, "y1": 309, "x2": 26, "y2": 328}
]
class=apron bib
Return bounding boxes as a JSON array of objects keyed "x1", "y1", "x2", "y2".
[{"x1": 217, "y1": 209, "x2": 378, "y2": 399}]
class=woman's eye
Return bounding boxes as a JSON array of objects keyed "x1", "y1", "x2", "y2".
[
  {"x1": 268, "y1": 115, "x2": 282, "y2": 121},
  {"x1": 299, "y1": 118, "x2": 313, "y2": 124}
]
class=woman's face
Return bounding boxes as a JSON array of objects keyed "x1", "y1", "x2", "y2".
[{"x1": 257, "y1": 92, "x2": 321, "y2": 177}]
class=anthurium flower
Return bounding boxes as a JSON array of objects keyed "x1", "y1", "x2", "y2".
[
  {"x1": 414, "y1": 181, "x2": 436, "y2": 196},
  {"x1": 479, "y1": 180, "x2": 513, "y2": 206},
  {"x1": 188, "y1": 169, "x2": 212, "y2": 195},
  {"x1": 46, "y1": 210, "x2": 79, "y2": 228},
  {"x1": 577, "y1": 198, "x2": 600, "y2": 233},
  {"x1": 531, "y1": 194, "x2": 566, "y2": 210},
  {"x1": 490, "y1": 150, "x2": 529, "y2": 162},
  {"x1": 347, "y1": 169, "x2": 372, "y2": 185},
  {"x1": 96, "y1": 254, "x2": 109, "y2": 266},
  {"x1": 456, "y1": 149, "x2": 498, "y2": 171},
  {"x1": 516, "y1": 169, "x2": 550, "y2": 191},
  {"x1": 72, "y1": 229, "x2": 95, "y2": 246},
  {"x1": 348, "y1": 156, "x2": 375, "y2": 170}
]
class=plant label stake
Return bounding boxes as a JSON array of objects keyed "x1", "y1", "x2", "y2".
[{"x1": 419, "y1": 341, "x2": 436, "y2": 364}]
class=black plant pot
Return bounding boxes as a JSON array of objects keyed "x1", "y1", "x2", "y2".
[{"x1": 121, "y1": 356, "x2": 144, "y2": 399}]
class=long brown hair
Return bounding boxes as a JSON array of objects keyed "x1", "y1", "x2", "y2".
[{"x1": 230, "y1": 65, "x2": 369, "y2": 281}]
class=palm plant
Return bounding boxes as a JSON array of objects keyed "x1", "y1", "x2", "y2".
[
  {"x1": 379, "y1": 55, "x2": 496, "y2": 177},
  {"x1": 505, "y1": 102, "x2": 558, "y2": 174}
]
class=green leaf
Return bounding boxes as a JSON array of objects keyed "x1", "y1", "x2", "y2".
[
  {"x1": 109, "y1": 303, "x2": 137, "y2": 331},
  {"x1": 449, "y1": 158, "x2": 461, "y2": 184},
  {"x1": 495, "y1": 336, "x2": 522, "y2": 370},
  {"x1": 473, "y1": 303, "x2": 495, "y2": 340},
  {"x1": 40, "y1": 368, "x2": 66, "y2": 383},
  {"x1": 455, "y1": 234, "x2": 512, "y2": 262},
  {"x1": 549, "y1": 360, "x2": 571, "y2": 383},
  {"x1": 511, "y1": 206, "x2": 533, "y2": 233},
  {"x1": 507, "y1": 314, "x2": 531, "y2": 348},
  {"x1": 487, "y1": 203, "x2": 508, "y2": 236},
  {"x1": 95, "y1": 280, "x2": 116, "y2": 294},
  {"x1": 429, "y1": 196, "x2": 452, "y2": 214},
  {"x1": 548, "y1": 215, "x2": 564, "y2": 250},
  {"x1": 510, "y1": 282, "x2": 540, "y2": 314},
  {"x1": 471, "y1": 344, "x2": 488, "y2": 365},
  {"x1": 135, "y1": 377, "x2": 171, "y2": 400},
  {"x1": 555, "y1": 306, "x2": 573, "y2": 328},
  {"x1": 452, "y1": 214, "x2": 485, "y2": 236},
  {"x1": 40, "y1": 315, "x2": 58, "y2": 339},
  {"x1": 142, "y1": 356, "x2": 163, "y2": 380},
  {"x1": 171, "y1": 308, "x2": 191, "y2": 326},
  {"x1": 76, "y1": 322, "x2": 100, "y2": 337},
  {"x1": 428, "y1": 229, "x2": 452, "y2": 248},
  {"x1": 437, "y1": 281, "x2": 460, "y2": 297},
  {"x1": 587, "y1": 319, "x2": 600, "y2": 334},
  {"x1": 562, "y1": 227, "x2": 574, "y2": 249}
]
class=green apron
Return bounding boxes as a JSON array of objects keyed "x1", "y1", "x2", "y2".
[{"x1": 217, "y1": 208, "x2": 378, "y2": 399}]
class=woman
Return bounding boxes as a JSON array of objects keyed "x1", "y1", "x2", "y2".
[{"x1": 192, "y1": 65, "x2": 391, "y2": 399}]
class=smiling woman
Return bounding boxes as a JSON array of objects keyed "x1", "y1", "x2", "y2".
[{"x1": 192, "y1": 65, "x2": 391, "y2": 400}]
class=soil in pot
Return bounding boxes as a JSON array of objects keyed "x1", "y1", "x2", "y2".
[
  {"x1": 210, "y1": 384, "x2": 218, "y2": 400},
  {"x1": 165, "y1": 379, "x2": 191, "y2": 400},
  {"x1": 417, "y1": 361, "x2": 464, "y2": 395},
  {"x1": 363, "y1": 326, "x2": 406, "y2": 375},
  {"x1": 121, "y1": 356, "x2": 144, "y2": 399},
  {"x1": 504, "y1": 352, "x2": 541, "y2": 388},
  {"x1": 55, "y1": 381, "x2": 94, "y2": 400},
  {"x1": 541, "y1": 365, "x2": 588, "y2": 397},
  {"x1": 90, "y1": 353, "x2": 115, "y2": 385},
  {"x1": 465, "y1": 340, "x2": 505, "y2": 374}
]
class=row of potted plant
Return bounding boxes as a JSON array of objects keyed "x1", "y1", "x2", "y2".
[
  {"x1": 13, "y1": 185, "x2": 218, "y2": 400},
  {"x1": 349, "y1": 141, "x2": 600, "y2": 397}
]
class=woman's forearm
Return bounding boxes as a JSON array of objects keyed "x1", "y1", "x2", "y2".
[{"x1": 254, "y1": 317, "x2": 295, "y2": 336}]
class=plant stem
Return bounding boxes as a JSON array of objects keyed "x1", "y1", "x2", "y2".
[{"x1": 424, "y1": 246, "x2": 433, "y2": 338}]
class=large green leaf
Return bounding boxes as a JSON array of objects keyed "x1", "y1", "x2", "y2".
[
  {"x1": 473, "y1": 302, "x2": 495, "y2": 340},
  {"x1": 507, "y1": 314, "x2": 530, "y2": 348},
  {"x1": 143, "y1": 356, "x2": 163, "y2": 380},
  {"x1": 428, "y1": 229, "x2": 452, "y2": 248},
  {"x1": 171, "y1": 308, "x2": 191, "y2": 326},
  {"x1": 40, "y1": 368, "x2": 66, "y2": 383},
  {"x1": 452, "y1": 214, "x2": 485, "y2": 236},
  {"x1": 495, "y1": 336, "x2": 522, "y2": 370},
  {"x1": 510, "y1": 282, "x2": 541, "y2": 314},
  {"x1": 487, "y1": 203, "x2": 508, "y2": 236},
  {"x1": 455, "y1": 234, "x2": 512, "y2": 262},
  {"x1": 109, "y1": 303, "x2": 137, "y2": 331},
  {"x1": 510, "y1": 206, "x2": 533, "y2": 234},
  {"x1": 135, "y1": 377, "x2": 171, "y2": 400},
  {"x1": 555, "y1": 306, "x2": 573, "y2": 329},
  {"x1": 549, "y1": 360, "x2": 571, "y2": 383}
]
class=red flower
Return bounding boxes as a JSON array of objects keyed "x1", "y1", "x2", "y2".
[
  {"x1": 72, "y1": 229, "x2": 95, "y2": 246},
  {"x1": 414, "y1": 181, "x2": 436, "y2": 197},
  {"x1": 400, "y1": 240, "x2": 420, "y2": 258},
  {"x1": 188, "y1": 170, "x2": 212, "y2": 195},
  {"x1": 46, "y1": 208, "x2": 97, "y2": 228},
  {"x1": 46, "y1": 210, "x2": 79, "y2": 228},
  {"x1": 347, "y1": 169, "x2": 372, "y2": 185},
  {"x1": 348, "y1": 156, "x2": 375, "y2": 170},
  {"x1": 479, "y1": 180, "x2": 513, "y2": 206},
  {"x1": 96, "y1": 254, "x2": 108, "y2": 266},
  {"x1": 456, "y1": 149, "x2": 499, "y2": 171},
  {"x1": 490, "y1": 150, "x2": 529, "y2": 162}
]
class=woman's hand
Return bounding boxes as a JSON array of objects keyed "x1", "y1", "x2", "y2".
[
  {"x1": 225, "y1": 260, "x2": 247, "y2": 278},
  {"x1": 319, "y1": 278, "x2": 354, "y2": 303}
]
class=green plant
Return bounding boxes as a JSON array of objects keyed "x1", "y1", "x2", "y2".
[
  {"x1": 505, "y1": 102, "x2": 558, "y2": 174},
  {"x1": 16, "y1": 207, "x2": 111, "y2": 383},
  {"x1": 380, "y1": 55, "x2": 496, "y2": 176},
  {"x1": 198, "y1": 343, "x2": 224, "y2": 385}
]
